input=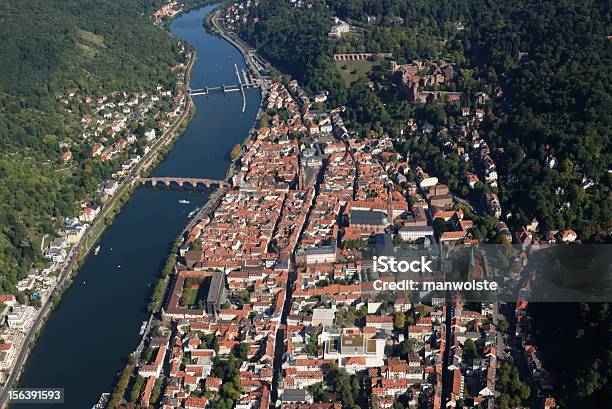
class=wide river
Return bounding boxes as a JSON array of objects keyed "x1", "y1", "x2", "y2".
[{"x1": 14, "y1": 5, "x2": 260, "y2": 408}]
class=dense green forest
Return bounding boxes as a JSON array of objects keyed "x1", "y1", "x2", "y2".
[
  {"x1": 529, "y1": 302, "x2": 611, "y2": 407},
  {"x1": 238, "y1": 0, "x2": 348, "y2": 106},
  {"x1": 457, "y1": 0, "x2": 611, "y2": 237},
  {"x1": 0, "y1": 0, "x2": 184, "y2": 293}
]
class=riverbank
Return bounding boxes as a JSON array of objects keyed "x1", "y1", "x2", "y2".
[{"x1": 0, "y1": 44, "x2": 197, "y2": 409}]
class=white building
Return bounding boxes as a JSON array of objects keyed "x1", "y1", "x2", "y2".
[
  {"x1": 399, "y1": 226, "x2": 434, "y2": 241},
  {"x1": 79, "y1": 206, "x2": 100, "y2": 222},
  {"x1": 45, "y1": 248, "x2": 67, "y2": 263},
  {"x1": 101, "y1": 180, "x2": 119, "y2": 197},
  {"x1": 329, "y1": 21, "x2": 350, "y2": 38},
  {"x1": 66, "y1": 224, "x2": 87, "y2": 244},
  {"x1": 365, "y1": 315, "x2": 394, "y2": 331},
  {"x1": 322, "y1": 329, "x2": 385, "y2": 370},
  {"x1": 299, "y1": 246, "x2": 337, "y2": 264},
  {"x1": 48, "y1": 237, "x2": 68, "y2": 251},
  {"x1": 144, "y1": 128, "x2": 156, "y2": 141},
  {"x1": 6, "y1": 305, "x2": 36, "y2": 331},
  {"x1": 16, "y1": 276, "x2": 37, "y2": 292}
]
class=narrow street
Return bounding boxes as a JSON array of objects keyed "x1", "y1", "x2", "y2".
[
  {"x1": 270, "y1": 265, "x2": 296, "y2": 404},
  {"x1": 441, "y1": 297, "x2": 453, "y2": 407}
]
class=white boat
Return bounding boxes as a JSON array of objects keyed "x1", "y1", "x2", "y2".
[
  {"x1": 139, "y1": 321, "x2": 147, "y2": 335},
  {"x1": 93, "y1": 245, "x2": 100, "y2": 255},
  {"x1": 178, "y1": 199, "x2": 190, "y2": 204},
  {"x1": 92, "y1": 393, "x2": 110, "y2": 409}
]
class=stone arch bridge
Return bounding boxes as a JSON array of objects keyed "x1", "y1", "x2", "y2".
[{"x1": 136, "y1": 177, "x2": 230, "y2": 189}]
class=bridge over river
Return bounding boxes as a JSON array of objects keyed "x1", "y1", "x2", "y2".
[
  {"x1": 189, "y1": 63, "x2": 259, "y2": 112},
  {"x1": 136, "y1": 176, "x2": 230, "y2": 189}
]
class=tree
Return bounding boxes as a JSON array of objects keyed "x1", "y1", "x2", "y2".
[
  {"x1": 305, "y1": 331, "x2": 319, "y2": 355},
  {"x1": 230, "y1": 144, "x2": 242, "y2": 161},
  {"x1": 327, "y1": 364, "x2": 362, "y2": 408},
  {"x1": 393, "y1": 311, "x2": 405, "y2": 330},
  {"x1": 143, "y1": 346, "x2": 154, "y2": 362},
  {"x1": 222, "y1": 382, "x2": 241, "y2": 401},
  {"x1": 308, "y1": 382, "x2": 330, "y2": 403},
  {"x1": 233, "y1": 342, "x2": 249, "y2": 361},
  {"x1": 463, "y1": 339, "x2": 478, "y2": 360},
  {"x1": 528, "y1": 302, "x2": 611, "y2": 407},
  {"x1": 232, "y1": 289, "x2": 250, "y2": 308},
  {"x1": 399, "y1": 339, "x2": 414, "y2": 356},
  {"x1": 496, "y1": 361, "x2": 530, "y2": 407},
  {"x1": 129, "y1": 375, "x2": 145, "y2": 403},
  {"x1": 149, "y1": 377, "x2": 164, "y2": 405},
  {"x1": 108, "y1": 365, "x2": 133, "y2": 408},
  {"x1": 370, "y1": 394, "x2": 381, "y2": 409},
  {"x1": 258, "y1": 113, "x2": 270, "y2": 128}
]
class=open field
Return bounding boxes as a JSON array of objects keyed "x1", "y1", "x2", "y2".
[{"x1": 335, "y1": 57, "x2": 383, "y2": 86}]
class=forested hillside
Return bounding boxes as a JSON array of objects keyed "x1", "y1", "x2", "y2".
[
  {"x1": 237, "y1": 0, "x2": 347, "y2": 105},
  {"x1": 456, "y1": 0, "x2": 611, "y2": 237},
  {"x1": 240, "y1": 0, "x2": 611, "y2": 240},
  {"x1": 529, "y1": 302, "x2": 611, "y2": 407},
  {"x1": 0, "y1": 0, "x2": 183, "y2": 293}
]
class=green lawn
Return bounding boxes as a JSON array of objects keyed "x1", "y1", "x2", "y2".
[
  {"x1": 335, "y1": 57, "x2": 381, "y2": 86},
  {"x1": 179, "y1": 287, "x2": 198, "y2": 307}
]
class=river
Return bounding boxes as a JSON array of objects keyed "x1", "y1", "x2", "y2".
[{"x1": 13, "y1": 5, "x2": 260, "y2": 408}]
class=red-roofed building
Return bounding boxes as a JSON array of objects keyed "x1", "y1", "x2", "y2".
[
  {"x1": 185, "y1": 396, "x2": 208, "y2": 409},
  {"x1": 544, "y1": 397, "x2": 557, "y2": 409},
  {"x1": 205, "y1": 376, "x2": 222, "y2": 392}
]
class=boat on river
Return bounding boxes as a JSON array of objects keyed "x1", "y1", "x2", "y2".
[{"x1": 139, "y1": 321, "x2": 147, "y2": 335}]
